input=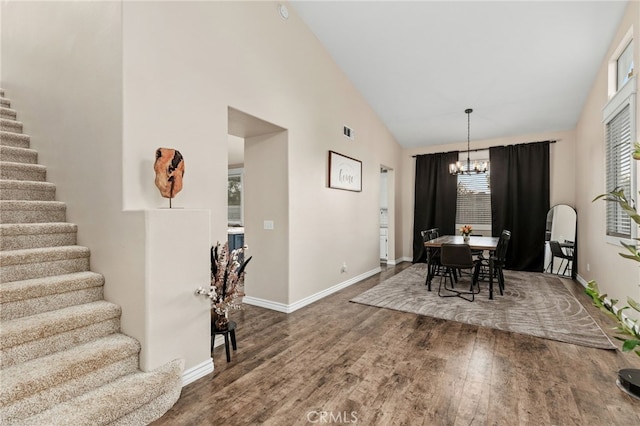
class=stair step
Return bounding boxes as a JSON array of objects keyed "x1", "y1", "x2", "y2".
[
  {"x1": 0, "y1": 161, "x2": 46, "y2": 181},
  {"x1": 0, "y1": 145, "x2": 37, "y2": 164},
  {"x1": 1, "y1": 222, "x2": 77, "y2": 250},
  {"x1": 0, "y1": 200, "x2": 65, "y2": 224},
  {"x1": 0, "y1": 131, "x2": 30, "y2": 148},
  {"x1": 0, "y1": 300, "x2": 122, "y2": 368},
  {"x1": 0, "y1": 245, "x2": 90, "y2": 283},
  {"x1": 0, "y1": 118, "x2": 22, "y2": 133},
  {"x1": 1, "y1": 271, "x2": 104, "y2": 321},
  {"x1": 11, "y1": 358, "x2": 183, "y2": 426},
  {"x1": 0, "y1": 180, "x2": 55, "y2": 201},
  {"x1": 0, "y1": 333, "x2": 140, "y2": 421},
  {"x1": 0, "y1": 97, "x2": 9, "y2": 107},
  {"x1": 0, "y1": 107, "x2": 17, "y2": 120}
]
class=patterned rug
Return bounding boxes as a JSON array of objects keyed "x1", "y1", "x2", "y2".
[{"x1": 351, "y1": 263, "x2": 616, "y2": 349}]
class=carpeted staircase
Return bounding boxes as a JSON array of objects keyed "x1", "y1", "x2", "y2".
[{"x1": 0, "y1": 88, "x2": 183, "y2": 425}]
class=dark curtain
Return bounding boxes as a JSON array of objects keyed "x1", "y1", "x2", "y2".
[
  {"x1": 412, "y1": 151, "x2": 459, "y2": 262},
  {"x1": 490, "y1": 142, "x2": 550, "y2": 271}
]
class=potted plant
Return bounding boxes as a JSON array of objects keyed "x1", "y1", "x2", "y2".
[
  {"x1": 460, "y1": 225, "x2": 473, "y2": 242},
  {"x1": 588, "y1": 188, "x2": 640, "y2": 399}
]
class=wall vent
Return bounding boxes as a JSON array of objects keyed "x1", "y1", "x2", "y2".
[{"x1": 343, "y1": 125, "x2": 354, "y2": 140}]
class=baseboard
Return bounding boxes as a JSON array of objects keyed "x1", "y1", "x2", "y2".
[
  {"x1": 181, "y1": 358, "x2": 214, "y2": 387},
  {"x1": 575, "y1": 274, "x2": 588, "y2": 288},
  {"x1": 242, "y1": 297, "x2": 289, "y2": 313},
  {"x1": 244, "y1": 266, "x2": 382, "y2": 314}
]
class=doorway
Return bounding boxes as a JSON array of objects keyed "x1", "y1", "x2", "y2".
[
  {"x1": 379, "y1": 166, "x2": 395, "y2": 264},
  {"x1": 227, "y1": 107, "x2": 289, "y2": 307}
]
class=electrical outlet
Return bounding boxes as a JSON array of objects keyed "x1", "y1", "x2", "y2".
[
  {"x1": 341, "y1": 262, "x2": 348, "y2": 273},
  {"x1": 587, "y1": 263, "x2": 590, "y2": 272}
]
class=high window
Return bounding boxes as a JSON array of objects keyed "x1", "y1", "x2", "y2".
[{"x1": 617, "y1": 40, "x2": 634, "y2": 91}]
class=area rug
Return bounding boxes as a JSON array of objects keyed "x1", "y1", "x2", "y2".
[{"x1": 350, "y1": 263, "x2": 616, "y2": 349}]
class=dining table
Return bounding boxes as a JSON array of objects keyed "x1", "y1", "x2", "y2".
[{"x1": 424, "y1": 235, "x2": 500, "y2": 299}]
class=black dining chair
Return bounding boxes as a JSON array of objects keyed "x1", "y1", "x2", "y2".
[
  {"x1": 548, "y1": 240, "x2": 573, "y2": 276},
  {"x1": 421, "y1": 228, "x2": 443, "y2": 278},
  {"x1": 474, "y1": 230, "x2": 511, "y2": 295},
  {"x1": 438, "y1": 243, "x2": 480, "y2": 302}
]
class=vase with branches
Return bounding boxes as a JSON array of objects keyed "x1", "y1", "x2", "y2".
[{"x1": 195, "y1": 241, "x2": 252, "y2": 330}]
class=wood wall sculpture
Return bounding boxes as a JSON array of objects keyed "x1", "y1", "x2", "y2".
[{"x1": 154, "y1": 148, "x2": 185, "y2": 207}]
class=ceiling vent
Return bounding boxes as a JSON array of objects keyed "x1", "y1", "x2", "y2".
[{"x1": 343, "y1": 125, "x2": 354, "y2": 140}]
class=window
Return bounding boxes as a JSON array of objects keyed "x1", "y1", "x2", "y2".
[
  {"x1": 455, "y1": 163, "x2": 491, "y2": 226},
  {"x1": 228, "y1": 168, "x2": 243, "y2": 226},
  {"x1": 604, "y1": 32, "x2": 636, "y2": 242},
  {"x1": 617, "y1": 40, "x2": 634, "y2": 91}
]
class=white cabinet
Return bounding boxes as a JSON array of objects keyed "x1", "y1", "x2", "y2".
[{"x1": 380, "y1": 228, "x2": 388, "y2": 261}]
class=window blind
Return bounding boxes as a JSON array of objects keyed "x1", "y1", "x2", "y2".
[
  {"x1": 605, "y1": 103, "x2": 632, "y2": 238},
  {"x1": 456, "y1": 170, "x2": 491, "y2": 225}
]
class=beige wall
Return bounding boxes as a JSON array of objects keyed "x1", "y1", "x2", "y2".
[
  {"x1": 121, "y1": 0, "x2": 404, "y2": 309},
  {"x1": 2, "y1": 0, "x2": 403, "y2": 377},
  {"x1": 244, "y1": 131, "x2": 289, "y2": 305},
  {"x1": 401, "y1": 130, "x2": 577, "y2": 259},
  {"x1": 575, "y1": 1, "x2": 640, "y2": 312},
  {"x1": 145, "y1": 209, "x2": 211, "y2": 372},
  {"x1": 0, "y1": 0, "x2": 149, "y2": 346}
]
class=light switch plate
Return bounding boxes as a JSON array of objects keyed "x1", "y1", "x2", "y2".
[{"x1": 264, "y1": 220, "x2": 274, "y2": 230}]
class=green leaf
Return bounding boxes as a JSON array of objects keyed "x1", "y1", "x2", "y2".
[
  {"x1": 622, "y1": 339, "x2": 640, "y2": 352},
  {"x1": 594, "y1": 189, "x2": 640, "y2": 225},
  {"x1": 628, "y1": 297, "x2": 640, "y2": 313},
  {"x1": 619, "y1": 241, "x2": 640, "y2": 262}
]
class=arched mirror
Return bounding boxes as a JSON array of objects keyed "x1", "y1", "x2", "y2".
[{"x1": 544, "y1": 204, "x2": 577, "y2": 277}]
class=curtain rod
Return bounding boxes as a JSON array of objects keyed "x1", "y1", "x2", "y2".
[{"x1": 411, "y1": 139, "x2": 557, "y2": 158}]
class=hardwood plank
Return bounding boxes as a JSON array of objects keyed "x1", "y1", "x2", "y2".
[{"x1": 153, "y1": 263, "x2": 640, "y2": 426}]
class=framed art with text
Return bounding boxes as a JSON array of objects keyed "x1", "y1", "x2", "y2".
[{"x1": 328, "y1": 150, "x2": 362, "y2": 192}]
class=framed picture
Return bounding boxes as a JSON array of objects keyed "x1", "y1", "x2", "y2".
[{"x1": 328, "y1": 150, "x2": 362, "y2": 192}]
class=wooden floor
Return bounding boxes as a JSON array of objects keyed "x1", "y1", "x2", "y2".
[{"x1": 153, "y1": 263, "x2": 640, "y2": 425}]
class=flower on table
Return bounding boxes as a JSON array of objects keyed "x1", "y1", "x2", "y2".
[{"x1": 460, "y1": 225, "x2": 473, "y2": 236}]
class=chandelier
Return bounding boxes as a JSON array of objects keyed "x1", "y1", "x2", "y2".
[{"x1": 449, "y1": 108, "x2": 489, "y2": 175}]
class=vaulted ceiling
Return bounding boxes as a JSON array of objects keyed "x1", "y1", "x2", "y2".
[{"x1": 290, "y1": 1, "x2": 630, "y2": 148}]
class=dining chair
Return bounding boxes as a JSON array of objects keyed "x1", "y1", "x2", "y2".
[
  {"x1": 548, "y1": 240, "x2": 573, "y2": 276},
  {"x1": 421, "y1": 228, "x2": 443, "y2": 278},
  {"x1": 474, "y1": 230, "x2": 511, "y2": 295},
  {"x1": 438, "y1": 243, "x2": 480, "y2": 302}
]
